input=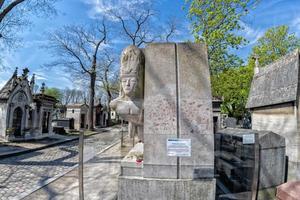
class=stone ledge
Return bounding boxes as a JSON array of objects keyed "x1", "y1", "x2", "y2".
[{"x1": 118, "y1": 176, "x2": 216, "y2": 200}]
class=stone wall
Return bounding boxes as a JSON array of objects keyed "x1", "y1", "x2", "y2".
[
  {"x1": 0, "y1": 103, "x2": 8, "y2": 138},
  {"x1": 66, "y1": 106, "x2": 88, "y2": 130},
  {"x1": 251, "y1": 102, "x2": 299, "y2": 179}
]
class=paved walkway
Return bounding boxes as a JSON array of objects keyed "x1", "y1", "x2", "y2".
[
  {"x1": 0, "y1": 126, "x2": 119, "y2": 158},
  {"x1": 23, "y1": 134, "x2": 133, "y2": 200},
  {"x1": 0, "y1": 126, "x2": 125, "y2": 200},
  {"x1": 0, "y1": 134, "x2": 78, "y2": 158}
]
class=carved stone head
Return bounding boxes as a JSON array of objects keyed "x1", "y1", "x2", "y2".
[{"x1": 120, "y1": 45, "x2": 144, "y2": 99}]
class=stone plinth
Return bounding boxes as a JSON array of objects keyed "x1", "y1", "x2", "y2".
[{"x1": 119, "y1": 177, "x2": 216, "y2": 200}]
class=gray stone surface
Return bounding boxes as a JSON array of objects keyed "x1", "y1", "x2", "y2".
[
  {"x1": 177, "y1": 43, "x2": 214, "y2": 178},
  {"x1": 118, "y1": 176, "x2": 216, "y2": 200},
  {"x1": 224, "y1": 117, "x2": 237, "y2": 128},
  {"x1": 143, "y1": 43, "x2": 178, "y2": 178},
  {"x1": 246, "y1": 49, "x2": 299, "y2": 109},
  {"x1": 250, "y1": 102, "x2": 300, "y2": 180},
  {"x1": 217, "y1": 128, "x2": 286, "y2": 190},
  {"x1": 143, "y1": 43, "x2": 214, "y2": 179},
  {"x1": 144, "y1": 43, "x2": 177, "y2": 136}
]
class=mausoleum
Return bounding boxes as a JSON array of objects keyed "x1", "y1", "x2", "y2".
[
  {"x1": 65, "y1": 103, "x2": 89, "y2": 130},
  {"x1": 246, "y1": 49, "x2": 300, "y2": 180},
  {"x1": 0, "y1": 68, "x2": 57, "y2": 141}
]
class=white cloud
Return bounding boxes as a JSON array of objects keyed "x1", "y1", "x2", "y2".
[
  {"x1": 239, "y1": 21, "x2": 264, "y2": 46},
  {"x1": 290, "y1": 17, "x2": 300, "y2": 37},
  {"x1": 34, "y1": 73, "x2": 47, "y2": 81},
  {"x1": 81, "y1": 0, "x2": 152, "y2": 20}
]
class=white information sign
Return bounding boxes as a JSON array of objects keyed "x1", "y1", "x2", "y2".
[
  {"x1": 243, "y1": 134, "x2": 255, "y2": 144},
  {"x1": 167, "y1": 138, "x2": 191, "y2": 157}
]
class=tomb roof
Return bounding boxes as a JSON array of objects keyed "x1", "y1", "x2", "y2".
[
  {"x1": 33, "y1": 93, "x2": 58, "y2": 103},
  {"x1": 246, "y1": 49, "x2": 299, "y2": 108},
  {"x1": 0, "y1": 75, "x2": 23, "y2": 100},
  {"x1": 66, "y1": 103, "x2": 88, "y2": 108}
]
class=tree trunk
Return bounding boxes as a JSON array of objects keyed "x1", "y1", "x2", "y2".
[
  {"x1": 107, "y1": 92, "x2": 112, "y2": 126},
  {"x1": 88, "y1": 73, "x2": 96, "y2": 130}
]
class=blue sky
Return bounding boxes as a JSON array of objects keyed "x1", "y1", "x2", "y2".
[{"x1": 1, "y1": 0, "x2": 300, "y2": 90}]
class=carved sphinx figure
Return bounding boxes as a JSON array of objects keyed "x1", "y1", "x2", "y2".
[{"x1": 110, "y1": 45, "x2": 144, "y2": 142}]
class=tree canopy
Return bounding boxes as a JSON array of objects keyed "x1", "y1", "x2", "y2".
[
  {"x1": 211, "y1": 66, "x2": 253, "y2": 119},
  {"x1": 186, "y1": 0, "x2": 257, "y2": 74},
  {"x1": 212, "y1": 25, "x2": 300, "y2": 119},
  {"x1": 249, "y1": 25, "x2": 300, "y2": 67},
  {"x1": 44, "y1": 87, "x2": 62, "y2": 101}
]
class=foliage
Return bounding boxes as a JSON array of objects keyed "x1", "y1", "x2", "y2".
[
  {"x1": 211, "y1": 65, "x2": 253, "y2": 119},
  {"x1": 186, "y1": 0, "x2": 257, "y2": 74},
  {"x1": 213, "y1": 25, "x2": 300, "y2": 119},
  {"x1": 44, "y1": 87, "x2": 62, "y2": 101},
  {"x1": 250, "y1": 25, "x2": 300, "y2": 67}
]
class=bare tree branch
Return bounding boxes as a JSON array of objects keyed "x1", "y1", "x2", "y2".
[
  {"x1": 111, "y1": 8, "x2": 155, "y2": 47},
  {"x1": 45, "y1": 20, "x2": 107, "y2": 130},
  {"x1": 0, "y1": 0, "x2": 5, "y2": 10},
  {"x1": 165, "y1": 19, "x2": 177, "y2": 42},
  {"x1": 0, "y1": 0, "x2": 25, "y2": 23}
]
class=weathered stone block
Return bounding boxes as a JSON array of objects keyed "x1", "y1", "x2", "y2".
[
  {"x1": 143, "y1": 43, "x2": 178, "y2": 178},
  {"x1": 144, "y1": 43, "x2": 177, "y2": 136},
  {"x1": 143, "y1": 133, "x2": 178, "y2": 178},
  {"x1": 180, "y1": 134, "x2": 214, "y2": 179},
  {"x1": 118, "y1": 176, "x2": 216, "y2": 200}
]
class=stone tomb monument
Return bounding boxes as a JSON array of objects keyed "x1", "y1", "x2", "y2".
[{"x1": 114, "y1": 43, "x2": 215, "y2": 200}]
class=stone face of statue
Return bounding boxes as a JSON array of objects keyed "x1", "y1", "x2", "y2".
[
  {"x1": 121, "y1": 77, "x2": 137, "y2": 97},
  {"x1": 110, "y1": 45, "x2": 145, "y2": 142}
]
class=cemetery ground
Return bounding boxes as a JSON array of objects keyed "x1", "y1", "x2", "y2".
[{"x1": 0, "y1": 125, "x2": 127, "y2": 200}]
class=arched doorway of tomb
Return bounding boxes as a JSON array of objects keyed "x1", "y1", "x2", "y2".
[
  {"x1": 12, "y1": 107, "x2": 23, "y2": 137},
  {"x1": 42, "y1": 111, "x2": 50, "y2": 133},
  {"x1": 80, "y1": 114, "x2": 85, "y2": 129},
  {"x1": 69, "y1": 118, "x2": 74, "y2": 129}
]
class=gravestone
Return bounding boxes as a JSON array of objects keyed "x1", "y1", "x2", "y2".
[
  {"x1": 216, "y1": 128, "x2": 286, "y2": 200},
  {"x1": 117, "y1": 43, "x2": 215, "y2": 200},
  {"x1": 224, "y1": 117, "x2": 237, "y2": 128}
]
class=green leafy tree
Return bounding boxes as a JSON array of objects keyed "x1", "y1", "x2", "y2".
[
  {"x1": 44, "y1": 87, "x2": 62, "y2": 101},
  {"x1": 250, "y1": 25, "x2": 300, "y2": 67},
  {"x1": 211, "y1": 66, "x2": 253, "y2": 119},
  {"x1": 186, "y1": 0, "x2": 257, "y2": 74}
]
